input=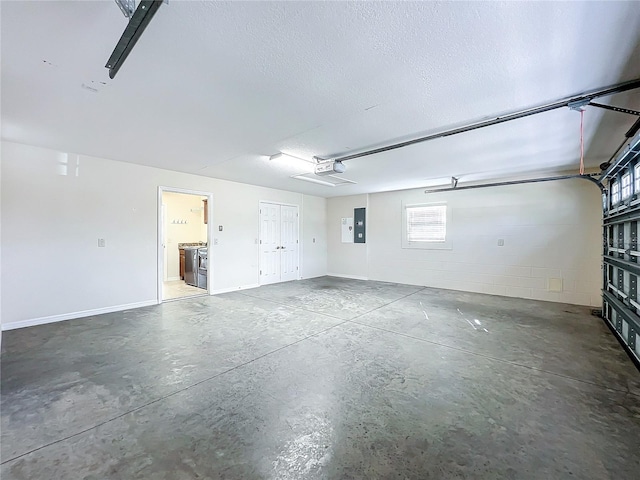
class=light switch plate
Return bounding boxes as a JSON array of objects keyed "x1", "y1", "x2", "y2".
[{"x1": 98, "y1": 238, "x2": 106, "y2": 247}]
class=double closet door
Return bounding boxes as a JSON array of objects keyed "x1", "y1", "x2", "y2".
[{"x1": 259, "y1": 202, "x2": 299, "y2": 285}]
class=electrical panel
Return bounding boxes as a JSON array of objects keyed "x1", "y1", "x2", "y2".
[{"x1": 354, "y1": 207, "x2": 366, "y2": 243}]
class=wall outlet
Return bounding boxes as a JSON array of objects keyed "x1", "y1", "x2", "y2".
[
  {"x1": 497, "y1": 239, "x2": 504, "y2": 246},
  {"x1": 98, "y1": 238, "x2": 106, "y2": 247},
  {"x1": 214, "y1": 238, "x2": 219, "y2": 245}
]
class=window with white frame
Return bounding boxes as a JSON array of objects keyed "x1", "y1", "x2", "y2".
[
  {"x1": 635, "y1": 164, "x2": 640, "y2": 194},
  {"x1": 402, "y1": 203, "x2": 452, "y2": 250},
  {"x1": 622, "y1": 172, "x2": 631, "y2": 200},
  {"x1": 611, "y1": 181, "x2": 620, "y2": 205}
]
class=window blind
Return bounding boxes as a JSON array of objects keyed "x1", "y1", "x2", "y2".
[{"x1": 406, "y1": 205, "x2": 446, "y2": 242}]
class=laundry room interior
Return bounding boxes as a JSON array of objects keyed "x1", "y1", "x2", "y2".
[{"x1": 162, "y1": 191, "x2": 208, "y2": 300}]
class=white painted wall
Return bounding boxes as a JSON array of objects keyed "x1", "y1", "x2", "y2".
[
  {"x1": 162, "y1": 192, "x2": 208, "y2": 280},
  {"x1": 0, "y1": 141, "x2": 3, "y2": 345},
  {"x1": 301, "y1": 195, "x2": 327, "y2": 279},
  {"x1": 327, "y1": 194, "x2": 369, "y2": 280},
  {"x1": 0, "y1": 141, "x2": 327, "y2": 329},
  {"x1": 327, "y1": 180, "x2": 602, "y2": 306}
]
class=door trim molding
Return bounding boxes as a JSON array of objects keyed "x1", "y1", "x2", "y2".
[
  {"x1": 158, "y1": 186, "x2": 214, "y2": 303},
  {"x1": 259, "y1": 200, "x2": 300, "y2": 208}
]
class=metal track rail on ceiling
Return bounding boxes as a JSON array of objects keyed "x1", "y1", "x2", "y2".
[
  {"x1": 430, "y1": 128, "x2": 639, "y2": 195},
  {"x1": 589, "y1": 102, "x2": 640, "y2": 117},
  {"x1": 319, "y1": 78, "x2": 640, "y2": 164},
  {"x1": 106, "y1": 0, "x2": 163, "y2": 79},
  {"x1": 423, "y1": 174, "x2": 602, "y2": 194}
]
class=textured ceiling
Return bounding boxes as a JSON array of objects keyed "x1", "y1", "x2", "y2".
[{"x1": 2, "y1": 1, "x2": 640, "y2": 197}]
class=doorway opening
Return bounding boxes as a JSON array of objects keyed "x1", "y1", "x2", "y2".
[
  {"x1": 259, "y1": 201, "x2": 299, "y2": 285},
  {"x1": 158, "y1": 187, "x2": 212, "y2": 302}
]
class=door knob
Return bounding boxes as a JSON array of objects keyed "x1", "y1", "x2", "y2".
[
  {"x1": 276, "y1": 246, "x2": 281, "y2": 249},
  {"x1": 281, "y1": 246, "x2": 286, "y2": 249}
]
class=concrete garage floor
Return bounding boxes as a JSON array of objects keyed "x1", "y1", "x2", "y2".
[{"x1": 1, "y1": 277, "x2": 639, "y2": 479}]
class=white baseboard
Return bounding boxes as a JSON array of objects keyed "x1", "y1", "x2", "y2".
[
  {"x1": 299, "y1": 273, "x2": 328, "y2": 280},
  {"x1": 326, "y1": 273, "x2": 369, "y2": 281},
  {"x1": 167, "y1": 276, "x2": 180, "y2": 282},
  {"x1": 211, "y1": 283, "x2": 260, "y2": 295},
  {"x1": 1, "y1": 300, "x2": 158, "y2": 331}
]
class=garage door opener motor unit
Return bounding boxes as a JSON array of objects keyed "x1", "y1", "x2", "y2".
[{"x1": 314, "y1": 161, "x2": 346, "y2": 176}]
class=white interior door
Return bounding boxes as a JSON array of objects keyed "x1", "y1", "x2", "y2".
[
  {"x1": 260, "y1": 203, "x2": 281, "y2": 285},
  {"x1": 280, "y1": 205, "x2": 299, "y2": 282},
  {"x1": 259, "y1": 202, "x2": 299, "y2": 284}
]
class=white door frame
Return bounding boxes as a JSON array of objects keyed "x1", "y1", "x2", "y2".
[
  {"x1": 258, "y1": 200, "x2": 300, "y2": 285},
  {"x1": 157, "y1": 186, "x2": 214, "y2": 303},
  {"x1": 162, "y1": 203, "x2": 168, "y2": 281}
]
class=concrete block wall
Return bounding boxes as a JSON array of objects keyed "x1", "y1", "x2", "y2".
[{"x1": 327, "y1": 178, "x2": 602, "y2": 306}]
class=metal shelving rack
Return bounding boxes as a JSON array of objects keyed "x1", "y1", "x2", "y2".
[{"x1": 600, "y1": 129, "x2": 640, "y2": 366}]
